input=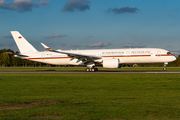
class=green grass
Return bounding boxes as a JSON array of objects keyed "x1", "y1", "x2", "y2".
[
  {"x1": 0, "y1": 66, "x2": 180, "y2": 71},
  {"x1": 0, "y1": 74, "x2": 180, "y2": 119}
]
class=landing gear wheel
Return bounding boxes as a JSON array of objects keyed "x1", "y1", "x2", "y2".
[
  {"x1": 94, "y1": 68, "x2": 98, "y2": 71},
  {"x1": 91, "y1": 68, "x2": 95, "y2": 72},
  {"x1": 86, "y1": 68, "x2": 98, "y2": 72}
]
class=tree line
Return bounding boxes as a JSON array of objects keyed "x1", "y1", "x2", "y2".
[
  {"x1": 0, "y1": 49, "x2": 44, "y2": 67},
  {"x1": 0, "y1": 49, "x2": 180, "y2": 67}
]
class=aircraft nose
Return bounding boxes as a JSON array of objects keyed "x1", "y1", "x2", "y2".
[{"x1": 172, "y1": 56, "x2": 176, "y2": 61}]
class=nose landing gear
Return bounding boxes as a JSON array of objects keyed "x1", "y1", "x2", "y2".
[{"x1": 163, "y1": 62, "x2": 168, "y2": 71}]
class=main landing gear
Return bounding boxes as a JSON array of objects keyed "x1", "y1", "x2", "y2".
[{"x1": 86, "y1": 68, "x2": 98, "y2": 72}]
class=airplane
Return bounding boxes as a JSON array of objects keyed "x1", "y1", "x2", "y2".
[{"x1": 10, "y1": 31, "x2": 176, "y2": 72}]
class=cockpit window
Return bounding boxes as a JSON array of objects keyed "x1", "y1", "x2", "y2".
[{"x1": 167, "y1": 52, "x2": 171, "y2": 55}]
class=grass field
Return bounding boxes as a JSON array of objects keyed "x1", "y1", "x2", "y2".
[
  {"x1": 0, "y1": 67, "x2": 180, "y2": 71},
  {"x1": 0, "y1": 73, "x2": 180, "y2": 119}
]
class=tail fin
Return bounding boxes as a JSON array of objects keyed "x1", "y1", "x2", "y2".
[{"x1": 11, "y1": 31, "x2": 38, "y2": 54}]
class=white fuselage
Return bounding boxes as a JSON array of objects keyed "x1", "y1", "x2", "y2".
[
  {"x1": 23, "y1": 48, "x2": 176, "y2": 65},
  {"x1": 10, "y1": 31, "x2": 176, "y2": 70}
]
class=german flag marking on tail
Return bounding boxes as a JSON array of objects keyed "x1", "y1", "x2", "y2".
[
  {"x1": 18, "y1": 37, "x2": 22, "y2": 39},
  {"x1": 46, "y1": 48, "x2": 52, "y2": 50}
]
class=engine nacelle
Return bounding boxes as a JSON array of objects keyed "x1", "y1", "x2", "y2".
[{"x1": 103, "y1": 58, "x2": 121, "y2": 69}]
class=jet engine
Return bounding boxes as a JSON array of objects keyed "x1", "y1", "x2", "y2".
[{"x1": 103, "y1": 58, "x2": 121, "y2": 68}]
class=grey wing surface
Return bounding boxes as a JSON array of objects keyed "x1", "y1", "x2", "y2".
[{"x1": 41, "y1": 43, "x2": 102, "y2": 64}]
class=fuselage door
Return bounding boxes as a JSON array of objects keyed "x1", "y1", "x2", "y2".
[
  {"x1": 157, "y1": 51, "x2": 161, "y2": 57},
  {"x1": 41, "y1": 54, "x2": 45, "y2": 60},
  {"x1": 126, "y1": 51, "x2": 130, "y2": 57}
]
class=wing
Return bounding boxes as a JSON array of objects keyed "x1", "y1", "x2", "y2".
[{"x1": 41, "y1": 43, "x2": 102, "y2": 64}]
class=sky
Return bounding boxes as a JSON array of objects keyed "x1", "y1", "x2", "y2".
[{"x1": 0, "y1": 0, "x2": 180, "y2": 55}]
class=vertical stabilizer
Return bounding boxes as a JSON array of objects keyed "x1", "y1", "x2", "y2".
[{"x1": 11, "y1": 31, "x2": 38, "y2": 54}]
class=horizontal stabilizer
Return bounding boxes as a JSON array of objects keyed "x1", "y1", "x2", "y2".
[{"x1": 5, "y1": 52, "x2": 29, "y2": 57}]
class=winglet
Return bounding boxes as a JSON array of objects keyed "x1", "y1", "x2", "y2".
[{"x1": 41, "y1": 43, "x2": 52, "y2": 51}]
